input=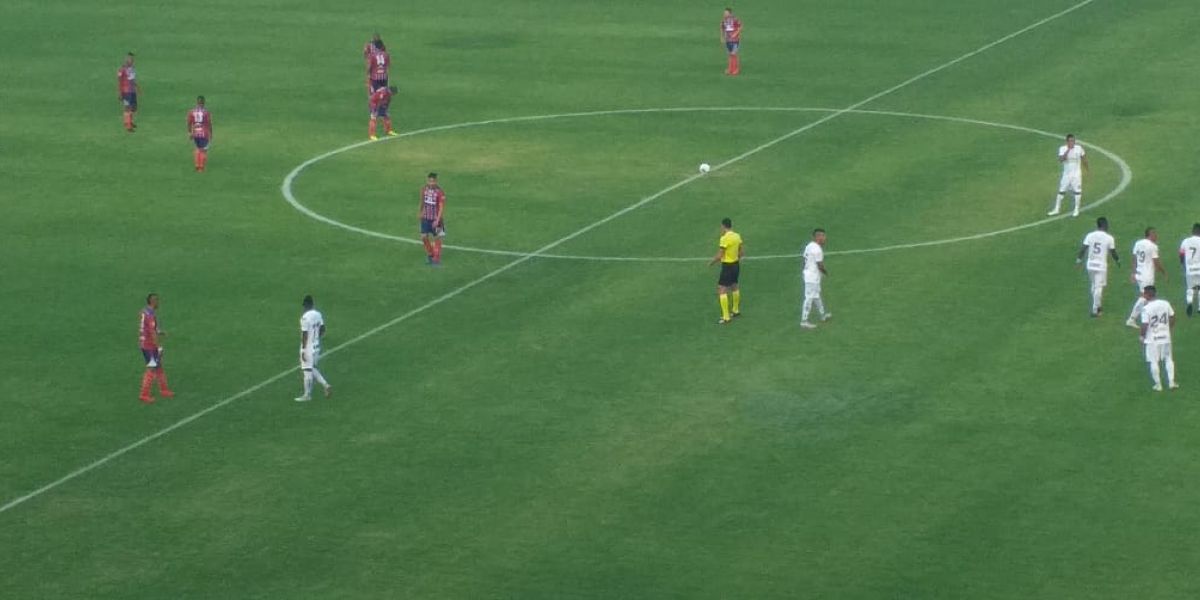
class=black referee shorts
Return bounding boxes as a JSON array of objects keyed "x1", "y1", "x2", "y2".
[{"x1": 718, "y1": 261, "x2": 740, "y2": 286}]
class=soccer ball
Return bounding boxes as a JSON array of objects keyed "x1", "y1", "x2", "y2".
[{"x1": 699, "y1": 163, "x2": 711, "y2": 174}]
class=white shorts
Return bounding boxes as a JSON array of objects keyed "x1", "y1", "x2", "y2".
[
  {"x1": 1145, "y1": 341, "x2": 1172, "y2": 364},
  {"x1": 1087, "y1": 269, "x2": 1107, "y2": 290},
  {"x1": 804, "y1": 278, "x2": 822, "y2": 299},
  {"x1": 300, "y1": 347, "x2": 321, "y2": 370},
  {"x1": 1059, "y1": 172, "x2": 1082, "y2": 194}
]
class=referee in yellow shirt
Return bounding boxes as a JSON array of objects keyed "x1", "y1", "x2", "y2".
[{"x1": 709, "y1": 217, "x2": 744, "y2": 324}]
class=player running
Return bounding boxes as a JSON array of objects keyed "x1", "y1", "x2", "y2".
[
  {"x1": 367, "y1": 39, "x2": 390, "y2": 93},
  {"x1": 368, "y1": 85, "x2": 398, "y2": 140},
  {"x1": 800, "y1": 228, "x2": 831, "y2": 329},
  {"x1": 138, "y1": 293, "x2": 175, "y2": 403},
  {"x1": 1076, "y1": 216, "x2": 1119, "y2": 317},
  {"x1": 117, "y1": 53, "x2": 140, "y2": 132},
  {"x1": 1179, "y1": 224, "x2": 1200, "y2": 317},
  {"x1": 1047, "y1": 133, "x2": 1089, "y2": 217},
  {"x1": 1125, "y1": 228, "x2": 1166, "y2": 328},
  {"x1": 720, "y1": 8, "x2": 742, "y2": 76},
  {"x1": 1139, "y1": 286, "x2": 1178, "y2": 391},
  {"x1": 296, "y1": 295, "x2": 332, "y2": 402},
  {"x1": 186, "y1": 96, "x2": 212, "y2": 173},
  {"x1": 419, "y1": 173, "x2": 446, "y2": 265},
  {"x1": 709, "y1": 217, "x2": 743, "y2": 324}
]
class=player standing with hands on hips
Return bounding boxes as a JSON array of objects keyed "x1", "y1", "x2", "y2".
[
  {"x1": 1047, "y1": 133, "x2": 1089, "y2": 217},
  {"x1": 1076, "y1": 217, "x2": 1118, "y2": 317},
  {"x1": 720, "y1": 8, "x2": 742, "y2": 76},
  {"x1": 1139, "y1": 286, "x2": 1178, "y2": 391}
]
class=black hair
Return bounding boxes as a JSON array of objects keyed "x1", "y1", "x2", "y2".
[
  {"x1": 813, "y1": 228, "x2": 825, "y2": 236},
  {"x1": 1144, "y1": 285, "x2": 1157, "y2": 297},
  {"x1": 427, "y1": 172, "x2": 438, "y2": 179},
  {"x1": 127, "y1": 51, "x2": 135, "y2": 57},
  {"x1": 388, "y1": 85, "x2": 398, "y2": 94},
  {"x1": 1096, "y1": 217, "x2": 1108, "y2": 230},
  {"x1": 146, "y1": 292, "x2": 157, "y2": 304},
  {"x1": 197, "y1": 95, "x2": 205, "y2": 104},
  {"x1": 1145, "y1": 227, "x2": 1156, "y2": 237},
  {"x1": 721, "y1": 217, "x2": 733, "y2": 228},
  {"x1": 1193, "y1": 223, "x2": 1200, "y2": 234},
  {"x1": 302, "y1": 295, "x2": 314, "y2": 309},
  {"x1": 1066, "y1": 133, "x2": 1075, "y2": 139},
  {"x1": 373, "y1": 39, "x2": 385, "y2": 50}
]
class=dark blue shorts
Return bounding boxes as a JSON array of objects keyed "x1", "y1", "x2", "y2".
[
  {"x1": 726, "y1": 41, "x2": 740, "y2": 54},
  {"x1": 122, "y1": 92, "x2": 138, "y2": 110},
  {"x1": 193, "y1": 137, "x2": 209, "y2": 150},
  {"x1": 372, "y1": 105, "x2": 389, "y2": 118},
  {"x1": 142, "y1": 348, "x2": 160, "y2": 366},
  {"x1": 370, "y1": 78, "x2": 388, "y2": 92},
  {"x1": 420, "y1": 218, "x2": 437, "y2": 235}
]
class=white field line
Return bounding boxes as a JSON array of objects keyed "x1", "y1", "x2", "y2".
[
  {"x1": 285, "y1": 107, "x2": 1131, "y2": 261},
  {"x1": 1, "y1": 0, "x2": 1097, "y2": 515}
]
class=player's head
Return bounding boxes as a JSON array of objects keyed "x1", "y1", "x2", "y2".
[
  {"x1": 1096, "y1": 216, "x2": 1108, "y2": 231},
  {"x1": 146, "y1": 293, "x2": 158, "y2": 308},
  {"x1": 1193, "y1": 223, "x2": 1200, "y2": 235},
  {"x1": 721, "y1": 217, "x2": 733, "y2": 231},
  {"x1": 1065, "y1": 133, "x2": 1076, "y2": 146},
  {"x1": 125, "y1": 52, "x2": 135, "y2": 65},
  {"x1": 388, "y1": 85, "x2": 398, "y2": 94},
  {"x1": 1144, "y1": 285, "x2": 1157, "y2": 300},
  {"x1": 1145, "y1": 227, "x2": 1157, "y2": 241},
  {"x1": 196, "y1": 95, "x2": 205, "y2": 106},
  {"x1": 724, "y1": 7, "x2": 733, "y2": 17},
  {"x1": 302, "y1": 295, "x2": 314, "y2": 310},
  {"x1": 813, "y1": 228, "x2": 826, "y2": 245},
  {"x1": 373, "y1": 39, "x2": 385, "y2": 51},
  {"x1": 427, "y1": 172, "x2": 438, "y2": 184}
]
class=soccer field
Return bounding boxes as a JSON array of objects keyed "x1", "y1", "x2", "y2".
[{"x1": 6, "y1": 0, "x2": 1200, "y2": 597}]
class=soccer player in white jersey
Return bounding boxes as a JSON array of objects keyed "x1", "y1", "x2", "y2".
[
  {"x1": 1139, "y1": 286, "x2": 1178, "y2": 391},
  {"x1": 1125, "y1": 227, "x2": 1166, "y2": 328},
  {"x1": 1076, "y1": 217, "x2": 1119, "y2": 317},
  {"x1": 1179, "y1": 223, "x2": 1200, "y2": 317},
  {"x1": 1047, "y1": 133, "x2": 1089, "y2": 218},
  {"x1": 296, "y1": 294, "x2": 332, "y2": 402},
  {"x1": 800, "y1": 228, "x2": 830, "y2": 329}
]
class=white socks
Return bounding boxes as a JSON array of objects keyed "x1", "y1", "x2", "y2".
[
  {"x1": 801, "y1": 297, "x2": 825, "y2": 322},
  {"x1": 1150, "y1": 361, "x2": 1161, "y2": 387},
  {"x1": 1052, "y1": 194, "x2": 1063, "y2": 212},
  {"x1": 1073, "y1": 195, "x2": 1082, "y2": 213},
  {"x1": 303, "y1": 371, "x2": 314, "y2": 397},
  {"x1": 1188, "y1": 287, "x2": 1196, "y2": 306},
  {"x1": 311, "y1": 368, "x2": 329, "y2": 389},
  {"x1": 1092, "y1": 286, "x2": 1103, "y2": 314},
  {"x1": 1166, "y1": 359, "x2": 1176, "y2": 386}
]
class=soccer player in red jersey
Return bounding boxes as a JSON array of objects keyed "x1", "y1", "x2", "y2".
[
  {"x1": 363, "y1": 34, "x2": 384, "y2": 94},
  {"x1": 138, "y1": 293, "x2": 175, "y2": 403},
  {"x1": 720, "y1": 8, "x2": 742, "y2": 75},
  {"x1": 367, "y1": 39, "x2": 390, "y2": 93},
  {"x1": 368, "y1": 85, "x2": 398, "y2": 140},
  {"x1": 117, "y1": 52, "x2": 140, "y2": 132},
  {"x1": 419, "y1": 172, "x2": 446, "y2": 265},
  {"x1": 186, "y1": 96, "x2": 212, "y2": 172}
]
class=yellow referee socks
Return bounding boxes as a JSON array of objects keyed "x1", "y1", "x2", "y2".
[
  {"x1": 731, "y1": 290, "x2": 741, "y2": 314},
  {"x1": 719, "y1": 293, "x2": 730, "y2": 321}
]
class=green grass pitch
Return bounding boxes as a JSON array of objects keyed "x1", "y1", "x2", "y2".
[{"x1": 4, "y1": 0, "x2": 1200, "y2": 597}]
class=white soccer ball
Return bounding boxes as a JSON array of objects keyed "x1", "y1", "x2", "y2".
[{"x1": 699, "y1": 163, "x2": 711, "y2": 174}]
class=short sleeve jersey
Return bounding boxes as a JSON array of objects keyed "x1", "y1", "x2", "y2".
[
  {"x1": 803, "y1": 241, "x2": 824, "y2": 282},
  {"x1": 300, "y1": 309, "x2": 324, "y2": 352},
  {"x1": 1141, "y1": 299, "x2": 1174, "y2": 345},
  {"x1": 1060, "y1": 144, "x2": 1086, "y2": 176},
  {"x1": 719, "y1": 231, "x2": 742, "y2": 263},
  {"x1": 1133, "y1": 238, "x2": 1159, "y2": 281},
  {"x1": 1082, "y1": 230, "x2": 1115, "y2": 271},
  {"x1": 1179, "y1": 236, "x2": 1200, "y2": 276}
]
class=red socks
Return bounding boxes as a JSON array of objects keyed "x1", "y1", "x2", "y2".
[
  {"x1": 123, "y1": 112, "x2": 134, "y2": 131},
  {"x1": 433, "y1": 239, "x2": 443, "y2": 262},
  {"x1": 157, "y1": 369, "x2": 173, "y2": 397},
  {"x1": 140, "y1": 369, "x2": 174, "y2": 402},
  {"x1": 193, "y1": 149, "x2": 207, "y2": 172},
  {"x1": 728, "y1": 55, "x2": 740, "y2": 75},
  {"x1": 139, "y1": 371, "x2": 155, "y2": 402}
]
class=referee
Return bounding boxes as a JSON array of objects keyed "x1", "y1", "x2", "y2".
[{"x1": 709, "y1": 217, "x2": 744, "y2": 324}]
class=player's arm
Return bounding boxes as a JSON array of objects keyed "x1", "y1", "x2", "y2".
[
  {"x1": 435, "y1": 193, "x2": 445, "y2": 223},
  {"x1": 1109, "y1": 247, "x2": 1121, "y2": 267},
  {"x1": 1154, "y1": 255, "x2": 1167, "y2": 279},
  {"x1": 1081, "y1": 152, "x2": 1089, "y2": 174},
  {"x1": 709, "y1": 245, "x2": 725, "y2": 266},
  {"x1": 1075, "y1": 244, "x2": 1088, "y2": 264},
  {"x1": 817, "y1": 260, "x2": 828, "y2": 276},
  {"x1": 738, "y1": 244, "x2": 744, "y2": 261},
  {"x1": 300, "y1": 331, "x2": 309, "y2": 360}
]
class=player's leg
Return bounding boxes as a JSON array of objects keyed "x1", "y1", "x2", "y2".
[
  {"x1": 155, "y1": 352, "x2": 174, "y2": 397},
  {"x1": 1049, "y1": 175, "x2": 1067, "y2": 215},
  {"x1": 295, "y1": 350, "x2": 314, "y2": 401},
  {"x1": 730, "y1": 43, "x2": 740, "y2": 75},
  {"x1": 369, "y1": 114, "x2": 378, "y2": 140},
  {"x1": 309, "y1": 350, "x2": 331, "y2": 397},
  {"x1": 730, "y1": 283, "x2": 741, "y2": 316},
  {"x1": 1165, "y1": 344, "x2": 1178, "y2": 389},
  {"x1": 800, "y1": 281, "x2": 817, "y2": 328},
  {"x1": 139, "y1": 350, "x2": 156, "y2": 402},
  {"x1": 717, "y1": 283, "x2": 731, "y2": 323},
  {"x1": 1088, "y1": 270, "x2": 1104, "y2": 316},
  {"x1": 1188, "y1": 276, "x2": 1199, "y2": 317},
  {"x1": 1071, "y1": 178, "x2": 1083, "y2": 217}
]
